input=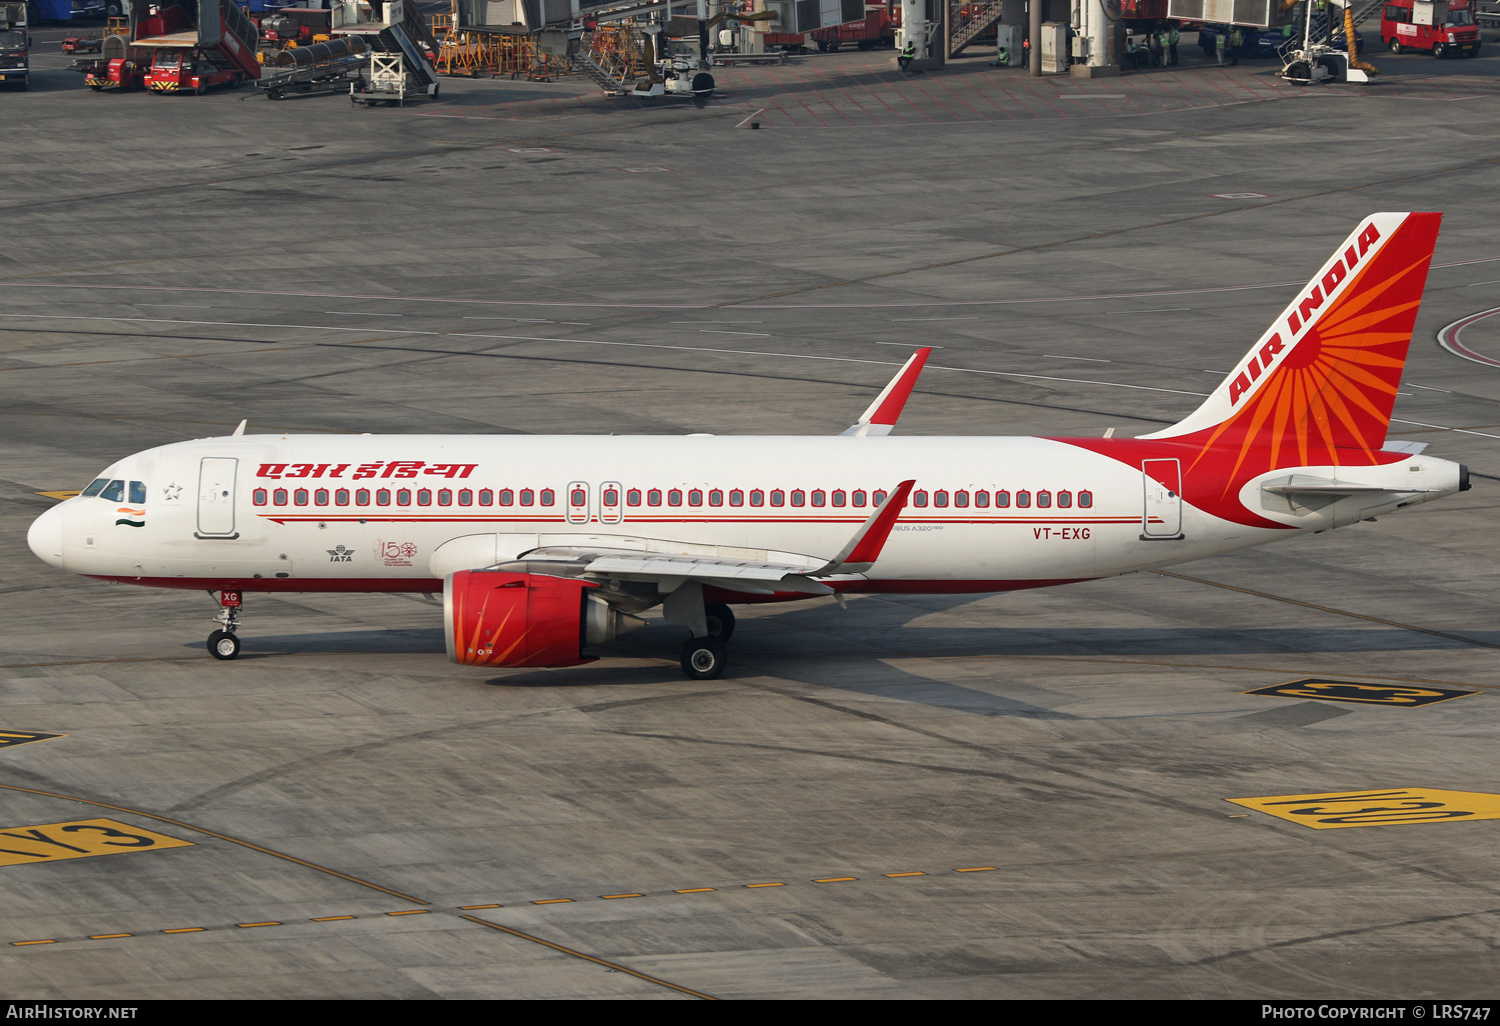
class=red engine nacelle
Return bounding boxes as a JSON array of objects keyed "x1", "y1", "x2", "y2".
[{"x1": 444, "y1": 570, "x2": 633, "y2": 668}]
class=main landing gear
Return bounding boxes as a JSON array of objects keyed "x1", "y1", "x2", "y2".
[
  {"x1": 207, "y1": 589, "x2": 242, "y2": 660},
  {"x1": 679, "y1": 602, "x2": 735, "y2": 679}
]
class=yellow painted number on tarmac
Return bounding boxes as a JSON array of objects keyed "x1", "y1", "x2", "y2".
[
  {"x1": 0, "y1": 818, "x2": 193, "y2": 867},
  {"x1": 1243, "y1": 679, "x2": 1477, "y2": 707},
  {"x1": 1227, "y1": 789, "x2": 1500, "y2": 830}
]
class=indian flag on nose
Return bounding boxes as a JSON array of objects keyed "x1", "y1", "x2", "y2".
[{"x1": 115, "y1": 507, "x2": 145, "y2": 528}]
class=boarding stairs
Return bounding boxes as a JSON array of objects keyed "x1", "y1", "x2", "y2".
[
  {"x1": 950, "y1": 0, "x2": 1004, "y2": 56},
  {"x1": 569, "y1": 50, "x2": 626, "y2": 94}
]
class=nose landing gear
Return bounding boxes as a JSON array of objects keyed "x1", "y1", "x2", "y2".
[{"x1": 207, "y1": 589, "x2": 242, "y2": 660}]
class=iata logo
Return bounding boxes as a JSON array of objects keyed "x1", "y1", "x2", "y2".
[
  {"x1": 327, "y1": 545, "x2": 355, "y2": 563},
  {"x1": 1227, "y1": 221, "x2": 1382, "y2": 407}
]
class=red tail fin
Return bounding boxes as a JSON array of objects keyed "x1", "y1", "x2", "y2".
[{"x1": 1143, "y1": 212, "x2": 1441, "y2": 468}]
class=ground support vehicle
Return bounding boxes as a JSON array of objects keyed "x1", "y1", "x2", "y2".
[
  {"x1": 72, "y1": 35, "x2": 152, "y2": 89},
  {"x1": 33, "y1": 0, "x2": 105, "y2": 21},
  {"x1": 258, "y1": 6, "x2": 332, "y2": 46},
  {"x1": 810, "y1": 3, "x2": 897, "y2": 50},
  {"x1": 1199, "y1": 22, "x2": 1302, "y2": 57},
  {"x1": 337, "y1": 0, "x2": 440, "y2": 105},
  {"x1": 1381, "y1": 0, "x2": 1481, "y2": 55},
  {"x1": 1281, "y1": 0, "x2": 1377, "y2": 82},
  {"x1": 0, "y1": 3, "x2": 27, "y2": 90},
  {"x1": 124, "y1": 0, "x2": 261, "y2": 93},
  {"x1": 259, "y1": 34, "x2": 367, "y2": 99},
  {"x1": 62, "y1": 34, "x2": 103, "y2": 53}
]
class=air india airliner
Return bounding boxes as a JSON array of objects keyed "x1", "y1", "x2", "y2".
[{"x1": 26, "y1": 212, "x2": 1467, "y2": 679}]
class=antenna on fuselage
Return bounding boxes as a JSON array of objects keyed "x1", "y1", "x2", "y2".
[{"x1": 231, "y1": 420, "x2": 247, "y2": 437}]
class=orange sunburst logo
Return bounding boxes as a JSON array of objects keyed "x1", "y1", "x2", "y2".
[{"x1": 1187, "y1": 214, "x2": 1439, "y2": 490}]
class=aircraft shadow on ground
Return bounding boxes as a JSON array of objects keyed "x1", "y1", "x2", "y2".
[{"x1": 196, "y1": 596, "x2": 1492, "y2": 719}]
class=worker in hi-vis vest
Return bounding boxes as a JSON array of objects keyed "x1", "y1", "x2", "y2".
[{"x1": 899, "y1": 38, "x2": 917, "y2": 70}]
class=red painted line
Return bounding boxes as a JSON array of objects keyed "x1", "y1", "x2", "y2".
[
  {"x1": 992, "y1": 77, "x2": 1043, "y2": 120},
  {"x1": 925, "y1": 70, "x2": 990, "y2": 121},
  {"x1": 880, "y1": 70, "x2": 940, "y2": 123},
  {"x1": 812, "y1": 66, "x2": 881, "y2": 126},
  {"x1": 902, "y1": 72, "x2": 964, "y2": 123}
]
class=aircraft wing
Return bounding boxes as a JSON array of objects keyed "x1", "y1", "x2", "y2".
[
  {"x1": 504, "y1": 480, "x2": 915, "y2": 595},
  {"x1": 841, "y1": 348, "x2": 931, "y2": 437}
]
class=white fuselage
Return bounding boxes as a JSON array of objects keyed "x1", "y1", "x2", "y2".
[{"x1": 28, "y1": 433, "x2": 1462, "y2": 596}]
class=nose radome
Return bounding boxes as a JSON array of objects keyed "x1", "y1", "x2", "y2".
[{"x1": 27, "y1": 505, "x2": 64, "y2": 570}]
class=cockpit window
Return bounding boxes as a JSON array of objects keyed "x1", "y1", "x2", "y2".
[
  {"x1": 82, "y1": 478, "x2": 109, "y2": 497},
  {"x1": 100, "y1": 480, "x2": 125, "y2": 501},
  {"x1": 128, "y1": 481, "x2": 147, "y2": 504}
]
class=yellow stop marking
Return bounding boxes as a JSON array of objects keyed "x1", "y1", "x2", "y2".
[
  {"x1": 1228, "y1": 788, "x2": 1500, "y2": 829},
  {"x1": 0, "y1": 818, "x2": 193, "y2": 868},
  {"x1": 35, "y1": 491, "x2": 81, "y2": 502}
]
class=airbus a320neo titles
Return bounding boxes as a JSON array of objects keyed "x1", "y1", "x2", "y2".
[{"x1": 28, "y1": 212, "x2": 1468, "y2": 679}]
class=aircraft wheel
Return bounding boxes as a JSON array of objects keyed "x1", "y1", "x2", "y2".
[
  {"x1": 680, "y1": 636, "x2": 726, "y2": 680},
  {"x1": 705, "y1": 603, "x2": 735, "y2": 641},
  {"x1": 207, "y1": 630, "x2": 240, "y2": 661},
  {"x1": 691, "y1": 72, "x2": 714, "y2": 96}
]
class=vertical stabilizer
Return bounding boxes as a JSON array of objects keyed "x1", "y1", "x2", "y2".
[{"x1": 1141, "y1": 212, "x2": 1442, "y2": 467}]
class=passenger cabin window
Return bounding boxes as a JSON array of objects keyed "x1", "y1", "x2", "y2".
[
  {"x1": 356, "y1": 488, "x2": 371, "y2": 505},
  {"x1": 294, "y1": 489, "x2": 309, "y2": 506},
  {"x1": 82, "y1": 478, "x2": 109, "y2": 497},
  {"x1": 571, "y1": 488, "x2": 587, "y2": 506},
  {"x1": 996, "y1": 490, "x2": 1011, "y2": 508},
  {"x1": 377, "y1": 489, "x2": 391, "y2": 506},
  {"x1": 315, "y1": 488, "x2": 330, "y2": 506},
  {"x1": 811, "y1": 489, "x2": 825, "y2": 507},
  {"x1": 417, "y1": 489, "x2": 432, "y2": 507},
  {"x1": 1057, "y1": 490, "x2": 1072, "y2": 508},
  {"x1": 540, "y1": 489, "x2": 555, "y2": 506},
  {"x1": 274, "y1": 488, "x2": 289, "y2": 506},
  {"x1": 709, "y1": 489, "x2": 724, "y2": 507},
  {"x1": 458, "y1": 489, "x2": 472, "y2": 506},
  {"x1": 933, "y1": 490, "x2": 949, "y2": 508},
  {"x1": 100, "y1": 480, "x2": 124, "y2": 502},
  {"x1": 852, "y1": 490, "x2": 867, "y2": 507},
  {"x1": 603, "y1": 488, "x2": 618, "y2": 506},
  {"x1": 729, "y1": 489, "x2": 744, "y2": 507},
  {"x1": 771, "y1": 490, "x2": 785, "y2": 507},
  {"x1": 396, "y1": 488, "x2": 412, "y2": 506},
  {"x1": 912, "y1": 490, "x2": 928, "y2": 507},
  {"x1": 688, "y1": 489, "x2": 703, "y2": 507},
  {"x1": 520, "y1": 489, "x2": 534, "y2": 506},
  {"x1": 336, "y1": 489, "x2": 350, "y2": 506},
  {"x1": 253, "y1": 488, "x2": 268, "y2": 506},
  {"x1": 128, "y1": 481, "x2": 147, "y2": 504},
  {"x1": 668, "y1": 489, "x2": 683, "y2": 507},
  {"x1": 791, "y1": 489, "x2": 806, "y2": 507},
  {"x1": 477, "y1": 489, "x2": 492, "y2": 506},
  {"x1": 1037, "y1": 490, "x2": 1052, "y2": 508},
  {"x1": 832, "y1": 490, "x2": 846, "y2": 507},
  {"x1": 954, "y1": 490, "x2": 969, "y2": 508},
  {"x1": 1016, "y1": 490, "x2": 1031, "y2": 508},
  {"x1": 974, "y1": 491, "x2": 989, "y2": 508},
  {"x1": 750, "y1": 489, "x2": 765, "y2": 507},
  {"x1": 1079, "y1": 490, "x2": 1093, "y2": 508},
  {"x1": 627, "y1": 489, "x2": 642, "y2": 507},
  {"x1": 648, "y1": 489, "x2": 662, "y2": 507},
  {"x1": 873, "y1": 489, "x2": 887, "y2": 505},
  {"x1": 499, "y1": 489, "x2": 514, "y2": 506}
]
